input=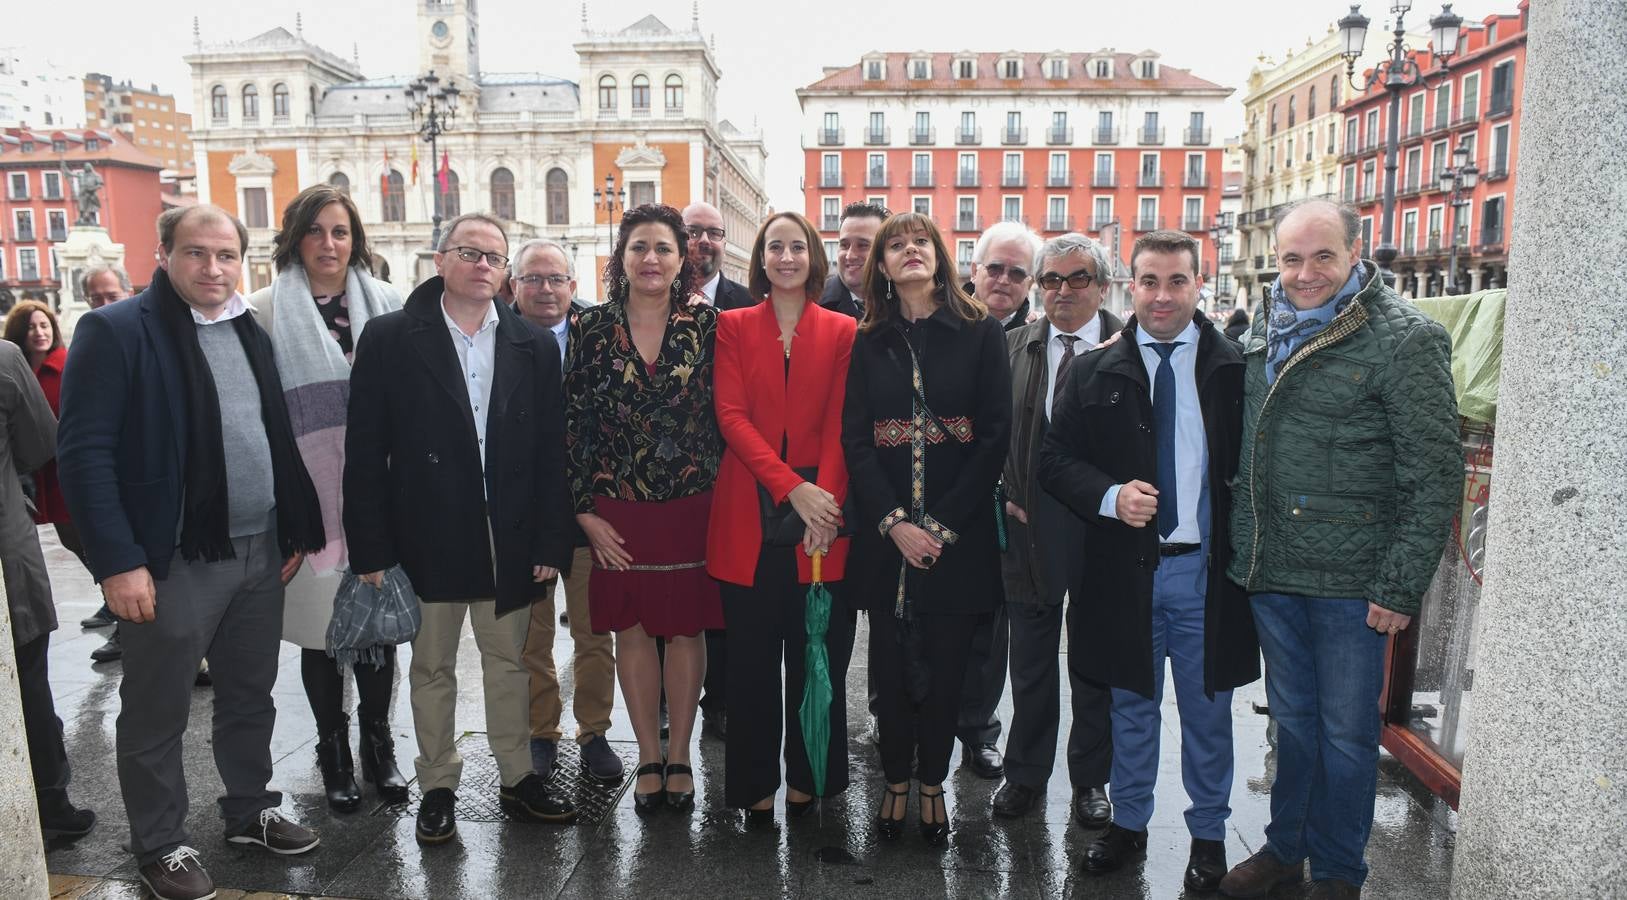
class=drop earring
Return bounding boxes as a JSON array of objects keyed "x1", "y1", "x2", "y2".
[{"x1": 886, "y1": 279, "x2": 894, "y2": 300}]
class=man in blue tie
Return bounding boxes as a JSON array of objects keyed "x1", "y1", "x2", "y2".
[{"x1": 1039, "y1": 230, "x2": 1260, "y2": 892}]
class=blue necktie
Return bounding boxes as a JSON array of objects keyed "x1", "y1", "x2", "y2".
[{"x1": 1151, "y1": 341, "x2": 1184, "y2": 539}]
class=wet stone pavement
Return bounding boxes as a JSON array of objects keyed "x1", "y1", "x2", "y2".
[{"x1": 35, "y1": 527, "x2": 1457, "y2": 899}]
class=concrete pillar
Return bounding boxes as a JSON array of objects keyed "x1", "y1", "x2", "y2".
[
  {"x1": 0, "y1": 590, "x2": 49, "y2": 898},
  {"x1": 1469, "y1": 267, "x2": 1483, "y2": 293},
  {"x1": 1451, "y1": 2, "x2": 1627, "y2": 897}
]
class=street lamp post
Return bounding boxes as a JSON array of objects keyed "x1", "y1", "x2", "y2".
[
  {"x1": 1208, "y1": 211, "x2": 1234, "y2": 311},
  {"x1": 592, "y1": 173, "x2": 625, "y2": 278},
  {"x1": 1439, "y1": 141, "x2": 1479, "y2": 294},
  {"x1": 406, "y1": 70, "x2": 460, "y2": 251},
  {"x1": 1337, "y1": 0, "x2": 1464, "y2": 287}
]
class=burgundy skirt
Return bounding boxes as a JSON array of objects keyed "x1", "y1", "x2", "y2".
[{"x1": 589, "y1": 491, "x2": 724, "y2": 638}]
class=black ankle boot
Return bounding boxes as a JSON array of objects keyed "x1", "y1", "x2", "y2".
[
  {"x1": 358, "y1": 716, "x2": 409, "y2": 804},
  {"x1": 316, "y1": 722, "x2": 363, "y2": 813}
]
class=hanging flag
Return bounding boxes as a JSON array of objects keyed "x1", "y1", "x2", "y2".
[
  {"x1": 381, "y1": 148, "x2": 391, "y2": 197},
  {"x1": 437, "y1": 151, "x2": 450, "y2": 193},
  {"x1": 410, "y1": 141, "x2": 419, "y2": 185}
]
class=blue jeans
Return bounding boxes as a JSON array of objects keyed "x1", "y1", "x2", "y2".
[{"x1": 1251, "y1": 592, "x2": 1387, "y2": 886}]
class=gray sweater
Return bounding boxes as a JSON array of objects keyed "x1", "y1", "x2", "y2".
[{"x1": 197, "y1": 322, "x2": 276, "y2": 536}]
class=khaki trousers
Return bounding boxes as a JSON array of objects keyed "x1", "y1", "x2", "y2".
[
  {"x1": 409, "y1": 598, "x2": 533, "y2": 791},
  {"x1": 523, "y1": 546, "x2": 616, "y2": 743}
]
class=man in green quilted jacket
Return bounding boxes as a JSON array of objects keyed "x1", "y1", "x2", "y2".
[{"x1": 1218, "y1": 199, "x2": 1460, "y2": 900}]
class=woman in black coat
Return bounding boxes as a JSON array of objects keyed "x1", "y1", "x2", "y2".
[{"x1": 841, "y1": 212, "x2": 1011, "y2": 846}]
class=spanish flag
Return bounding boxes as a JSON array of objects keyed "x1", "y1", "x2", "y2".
[
  {"x1": 381, "y1": 148, "x2": 391, "y2": 197},
  {"x1": 410, "y1": 142, "x2": 419, "y2": 185},
  {"x1": 437, "y1": 151, "x2": 451, "y2": 193}
]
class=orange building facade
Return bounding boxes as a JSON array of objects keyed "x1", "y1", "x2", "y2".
[{"x1": 1338, "y1": 3, "x2": 1527, "y2": 296}]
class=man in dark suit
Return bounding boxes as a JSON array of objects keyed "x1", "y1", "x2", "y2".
[
  {"x1": 994, "y1": 234, "x2": 1122, "y2": 826},
  {"x1": 345, "y1": 214, "x2": 577, "y2": 845},
  {"x1": 508, "y1": 238, "x2": 623, "y2": 786},
  {"x1": 58, "y1": 205, "x2": 326, "y2": 900},
  {"x1": 1038, "y1": 230, "x2": 1259, "y2": 893},
  {"x1": 819, "y1": 201, "x2": 889, "y2": 319},
  {"x1": 684, "y1": 201, "x2": 754, "y2": 311}
]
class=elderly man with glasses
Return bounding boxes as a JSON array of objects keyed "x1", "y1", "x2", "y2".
[{"x1": 993, "y1": 233, "x2": 1122, "y2": 826}]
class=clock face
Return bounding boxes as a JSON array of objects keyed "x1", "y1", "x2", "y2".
[{"x1": 431, "y1": 20, "x2": 450, "y2": 40}]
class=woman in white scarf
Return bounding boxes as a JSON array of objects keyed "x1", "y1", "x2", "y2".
[{"x1": 249, "y1": 185, "x2": 405, "y2": 812}]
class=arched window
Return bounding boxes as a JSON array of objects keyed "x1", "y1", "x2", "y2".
[
  {"x1": 210, "y1": 85, "x2": 228, "y2": 122},
  {"x1": 1287, "y1": 95, "x2": 1297, "y2": 126},
  {"x1": 664, "y1": 74, "x2": 684, "y2": 112},
  {"x1": 1307, "y1": 85, "x2": 1318, "y2": 119},
  {"x1": 545, "y1": 168, "x2": 569, "y2": 225},
  {"x1": 436, "y1": 168, "x2": 461, "y2": 218},
  {"x1": 272, "y1": 83, "x2": 290, "y2": 120},
  {"x1": 598, "y1": 75, "x2": 617, "y2": 112},
  {"x1": 1331, "y1": 75, "x2": 1341, "y2": 108},
  {"x1": 631, "y1": 74, "x2": 650, "y2": 112},
  {"x1": 382, "y1": 170, "x2": 405, "y2": 222},
  {"x1": 242, "y1": 84, "x2": 260, "y2": 122},
  {"x1": 328, "y1": 172, "x2": 350, "y2": 195},
  {"x1": 490, "y1": 167, "x2": 515, "y2": 220}
]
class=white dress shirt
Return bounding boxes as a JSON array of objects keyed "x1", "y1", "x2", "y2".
[
  {"x1": 698, "y1": 271, "x2": 722, "y2": 304},
  {"x1": 190, "y1": 292, "x2": 250, "y2": 325},
  {"x1": 550, "y1": 317, "x2": 569, "y2": 369},
  {"x1": 1044, "y1": 314, "x2": 1103, "y2": 421},
  {"x1": 1100, "y1": 320, "x2": 1207, "y2": 544},
  {"x1": 441, "y1": 294, "x2": 501, "y2": 471}
]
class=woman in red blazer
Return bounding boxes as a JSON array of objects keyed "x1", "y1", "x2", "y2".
[{"x1": 707, "y1": 211, "x2": 857, "y2": 823}]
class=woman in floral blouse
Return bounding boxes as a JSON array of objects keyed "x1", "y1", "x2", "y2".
[{"x1": 565, "y1": 203, "x2": 721, "y2": 814}]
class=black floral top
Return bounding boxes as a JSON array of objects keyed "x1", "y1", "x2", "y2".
[{"x1": 565, "y1": 300, "x2": 720, "y2": 513}]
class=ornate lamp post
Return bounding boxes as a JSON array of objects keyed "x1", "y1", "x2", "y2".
[
  {"x1": 406, "y1": 70, "x2": 460, "y2": 250},
  {"x1": 1438, "y1": 141, "x2": 1479, "y2": 294},
  {"x1": 592, "y1": 173, "x2": 625, "y2": 264},
  {"x1": 1337, "y1": 0, "x2": 1465, "y2": 287},
  {"x1": 1208, "y1": 211, "x2": 1235, "y2": 311}
]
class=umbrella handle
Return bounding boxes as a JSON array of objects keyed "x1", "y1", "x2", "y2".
[{"x1": 812, "y1": 550, "x2": 824, "y2": 583}]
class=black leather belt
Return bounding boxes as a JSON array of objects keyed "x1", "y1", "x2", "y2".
[{"x1": 1159, "y1": 543, "x2": 1200, "y2": 557}]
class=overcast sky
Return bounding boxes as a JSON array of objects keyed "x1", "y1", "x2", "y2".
[{"x1": 11, "y1": 0, "x2": 1500, "y2": 210}]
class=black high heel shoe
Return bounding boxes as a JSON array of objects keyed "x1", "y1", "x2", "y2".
[
  {"x1": 665, "y1": 763, "x2": 695, "y2": 812},
  {"x1": 633, "y1": 762, "x2": 665, "y2": 815},
  {"x1": 875, "y1": 785, "x2": 910, "y2": 841},
  {"x1": 785, "y1": 794, "x2": 816, "y2": 819},
  {"x1": 919, "y1": 785, "x2": 949, "y2": 847}
]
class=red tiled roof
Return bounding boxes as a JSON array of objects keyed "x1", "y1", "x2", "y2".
[
  {"x1": 0, "y1": 128, "x2": 165, "y2": 170},
  {"x1": 802, "y1": 51, "x2": 1230, "y2": 94}
]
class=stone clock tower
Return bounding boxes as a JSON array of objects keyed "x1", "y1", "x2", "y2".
[{"x1": 419, "y1": 0, "x2": 480, "y2": 79}]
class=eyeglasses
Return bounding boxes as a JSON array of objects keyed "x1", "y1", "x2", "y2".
[
  {"x1": 980, "y1": 262, "x2": 1030, "y2": 283},
  {"x1": 513, "y1": 274, "x2": 572, "y2": 288},
  {"x1": 86, "y1": 292, "x2": 125, "y2": 304},
  {"x1": 448, "y1": 246, "x2": 510, "y2": 269},
  {"x1": 1036, "y1": 268, "x2": 1097, "y2": 291},
  {"x1": 684, "y1": 226, "x2": 727, "y2": 241}
]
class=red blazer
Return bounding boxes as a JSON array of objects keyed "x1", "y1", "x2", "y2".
[
  {"x1": 707, "y1": 298, "x2": 856, "y2": 586},
  {"x1": 30, "y1": 345, "x2": 69, "y2": 525}
]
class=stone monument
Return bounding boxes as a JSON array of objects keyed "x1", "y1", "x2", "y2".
[
  {"x1": 53, "y1": 163, "x2": 126, "y2": 341},
  {"x1": 1451, "y1": 1, "x2": 1627, "y2": 897}
]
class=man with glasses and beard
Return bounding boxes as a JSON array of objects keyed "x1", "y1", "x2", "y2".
[{"x1": 683, "y1": 201, "x2": 753, "y2": 312}]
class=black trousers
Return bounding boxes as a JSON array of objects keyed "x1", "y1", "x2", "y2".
[
  {"x1": 17, "y1": 632, "x2": 73, "y2": 814},
  {"x1": 699, "y1": 629, "x2": 727, "y2": 715},
  {"x1": 957, "y1": 603, "x2": 1009, "y2": 746},
  {"x1": 299, "y1": 646, "x2": 397, "y2": 734},
  {"x1": 871, "y1": 607, "x2": 986, "y2": 785},
  {"x1": 720, "y1": 547, "x2": 855, "y2": 808},
  {"x1": 1003, "y1": 600, "x2": 1113, "y2": 789}
]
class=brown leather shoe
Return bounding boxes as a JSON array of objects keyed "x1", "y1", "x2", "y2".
[
  {"x1": 1218, "y1": 847, "x2": 1303, "y2": 898},
  {"x1": 138, "y1": 846, "x2": 215, "y2": 900},
  {"x1": 1307, "y1": 879, "x2": 1361, "y2": 899}
]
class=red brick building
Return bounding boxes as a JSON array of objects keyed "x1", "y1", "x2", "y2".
[
  {"x1": 0, "y1": 127, "x2": 164, "y2": 308},
  {"x1": 798, "y1": 50, "x2": 1232, "y2": 309},
  {"x1": 1338, "y1": 2, "x2": 1526, "y2": 297}
]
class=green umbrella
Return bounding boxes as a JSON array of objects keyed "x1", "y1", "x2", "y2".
[{"x1": 799, "y1": 551, "x2": 834, "y2": 796}]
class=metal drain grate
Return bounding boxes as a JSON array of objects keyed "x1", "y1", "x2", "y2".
[{"x1": 377, "y1": 733, "x2": 635, "y2": 825}]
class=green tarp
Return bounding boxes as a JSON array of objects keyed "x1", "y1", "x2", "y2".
[{"x1": 1412, "y1": 289, "x2": 1505, "y2": 426}]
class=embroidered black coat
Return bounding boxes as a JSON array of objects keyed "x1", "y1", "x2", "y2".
[{"x1": 840, "y1": 308, "x2": 1011, "y2": 616}]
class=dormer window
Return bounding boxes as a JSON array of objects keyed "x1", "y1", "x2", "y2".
[
  {"x1": 909, "y1": 58, "x2": 931, "y2": 80},
  {"x1": 863, "y1": 57, "x2": 885, "y2": 81},
  {"x1": 1093, "y1": 58, "x2": 1112, "y2": 78},
  {"x1": 1045, "y1": 57, "x2": 1067, "y2": 79},
  {"x1": 1138, "y1": 58, "x2": 1158, "y2": 79},
  {"x1": 955, "y1": 58, "x2": 976, "y2": 79},
  {"x1": 1001, "y1": 57, "x2": 1022, "y2": 79}
]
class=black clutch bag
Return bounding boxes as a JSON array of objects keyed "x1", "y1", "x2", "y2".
[{"x1": 758, "y1": 466, "x2": 855, "y2": 547}]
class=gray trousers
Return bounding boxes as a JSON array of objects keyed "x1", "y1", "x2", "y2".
[
  {"x1": 117, "y1": 530, "x2": 285, "y2": 865},
  {"x1": 1003, "y1": 599, "x2": 1113, "y2": 789},
  {"x1": 957, "y1": 602, "x2": 1009, "y2": 747}
]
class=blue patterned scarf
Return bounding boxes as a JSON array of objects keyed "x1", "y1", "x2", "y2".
[{"x1": 1264, "y1": 266, "x2": 1364, "y2": 384}]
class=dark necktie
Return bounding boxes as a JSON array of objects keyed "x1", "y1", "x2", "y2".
[
  {"x1": 1056, "y1": 333, "x2": 1080, "y2": 388},
  {"x1": 1150, "y1": 341, "x2": 1184, "y2": 539}
]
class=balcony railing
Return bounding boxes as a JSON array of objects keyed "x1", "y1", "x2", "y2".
[
  {"x1": 48, "y1": 225, "x2": 67, "y2": 242},
  {"x1": 909, "y1": 127, "x2": 936, "y2": 145},
  {"x1": 16, "y1": 228, "x2": 34, "y2": 242},
  {"x1": 1046, "y1": 215, "x2": 1075, "y2": 232},
  {"x1": 817, "y1": 128, "x2": 844, "y2": 146},
  {"x1": 1093, "y1": 126, "x2": 1120, "y2": 145},
  {"x1": 1218, "y1": 249, "x2": 1236, "y2": 265},
  {"x1": 1254, "y1": 254, "x2": 1266, "y2": 269},
  {"x1": 1137, "y1": 170, "x2": 1165, "y2": 188},
  {"x1": 819, "y1": 172, "x2": 843, "y2": 188},
  {"x1": 910, "y1": 171, "x2": 935, "y2": 188},
  {"x1": 822, "y1": 215, "x2": 840, "y2": 231},
  {"x1": 1182, "y1": 216, "x2": 1205, "y2": 232},
  {"x1": 1488, "y1": 91, "x2": 1514, "y2": 118},
  {"x1": 1476, "y1": 227, "x2": 1505, "y2": 252},
  {"x1": 1183, "y1": 172, "x2": 1210, "y2": 188},
  {"x1": 1001, "y1": 171, "x2": 1027, "y2": 188},
  {"x1": 1046, "y1": 169, "x2": 1071, "y2": 188},
  {"x1": 1002, "y1": 127, "x2": 1029, "y2": 145},
  {"x1": 1451, "y1": 105, "x2": 1480, "y2": 128},
  {"x1": 956, "y1": 170, "x2": 980, "y2": 187},
  {"x1": 865, "y1": 169, "x2": 890, "y2": 188},
  {"x1": 865, "y1": 126, "x2": 891, "y2": 145},
  {"x1": 1485, "y1": 161, "x2": 1510, "y2": 181},
  {"x1": 1047, "y1": 126, "x2": 1073, "y2": 145},
  {"x1": 1091, "y1": 171, "x2": 1118, "y2": 188},
  {"x1": 1137, "y1": 127, "x2": 1166, "y2": 145},
  {"x1": 956, "y1": 214, "x2": 985, "y2": 232},
  {"x1": 1399, "y1": 173, "x2": 1422, "y2": 196},
  {"x1": 19, "y1": 267, "x2": 40, "y2": 282},
  {"x1": 955, "y1": 127, "x2": 982, "y2": 145},
  {"x1": 1135, "y1": 216, "x2": 1164, "y2": 231},
  {"x1": 1358, "y1": 187, "x2": 1378, "y2": 204},
  {"x1": 1183, "y1": 127, "x2": 1212, "y2": 145},
  {"x1": 1404, "y1": 120, "x2": 1425, "y2": 141}
]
